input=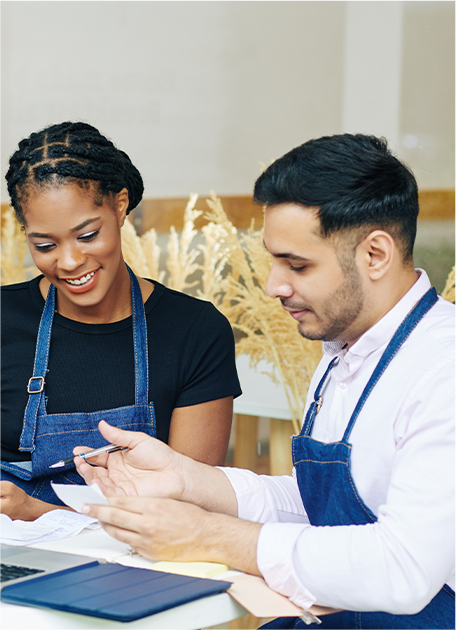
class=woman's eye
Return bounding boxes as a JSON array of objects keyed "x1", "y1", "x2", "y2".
[
  {"x1": 289, "y1": 265, "x2": 306, "y2": 272},
  {"x1": 34, "y1": 243, "x2": 55, "y2": 252},
  {"x1": 78, "y1": 230, "x2": 99, "y2": 242}
]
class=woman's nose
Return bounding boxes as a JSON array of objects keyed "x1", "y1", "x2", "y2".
[{"x1": 57, "y1": 243, "x2": 84, "y2": 271}]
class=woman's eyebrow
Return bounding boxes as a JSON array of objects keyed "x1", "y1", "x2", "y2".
[
  {"x1": 71, "y1": 217, "x2": 101, "y2": 232},
  {"x1": 28, "y1": 218, "x2": 101, "y2": 239}
]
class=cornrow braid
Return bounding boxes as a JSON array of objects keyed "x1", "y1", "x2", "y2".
[{"x1": 6, "y1": 121, "x2": 144, "y2": 224}]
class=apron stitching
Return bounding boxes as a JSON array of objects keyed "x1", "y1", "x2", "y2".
[
  {"x1": 293, "y1": 459, "x2": 349, "y2": 466},
  {"x1": 35, "y1": 422, "x2": 154, "y2": 438},
  {"x1": 43, "y1": 403, "x2": 153, "y2": 419},
  {"x1": 443, "y1": 585, "x2": 455, "y2": 599}
]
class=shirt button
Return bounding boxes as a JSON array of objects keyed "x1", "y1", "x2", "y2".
[{"x1": 338, "y1": 382, "x2": 347, "y2": 389}]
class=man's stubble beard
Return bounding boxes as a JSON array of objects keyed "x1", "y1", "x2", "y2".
[{"x1": 297, "y1": 261, "x2": 365, "y2": 342}]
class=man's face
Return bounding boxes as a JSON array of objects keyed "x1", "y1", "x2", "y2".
[{"x1": 264, "y1": 203, "x2": 366, "y2": 345}]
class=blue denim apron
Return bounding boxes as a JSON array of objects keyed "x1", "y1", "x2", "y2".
[
  {"x1": 262, "y1": 288, "x2": 455, "y2": 629},
  {"x1": 1, "y1": 266, "x2": 156, "y2": 505}
]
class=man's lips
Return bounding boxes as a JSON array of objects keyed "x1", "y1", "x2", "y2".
[
  {"x1": 286, "y1": 309, "x2": 310, "y2": 320},
  {"x1": 281, "y1": 303, "x2": 313, "y2": 320}
]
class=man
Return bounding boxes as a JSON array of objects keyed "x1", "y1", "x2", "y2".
[{"x1": 77, "y1": 134, "x2": 454, "y2": 629}]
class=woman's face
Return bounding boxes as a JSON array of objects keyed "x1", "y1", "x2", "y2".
[{"x1": 23, "y1": 183, "x2": 129, "y2": 320}]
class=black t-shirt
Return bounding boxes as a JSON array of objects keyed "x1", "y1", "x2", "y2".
[{"x1": 1, "y1": 276, "x2": 241, "y2": 462}]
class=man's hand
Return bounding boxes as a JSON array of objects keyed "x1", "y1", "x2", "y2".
[
  {"x1": 0, "y1": 481, "x2": 71, "y2": 521},
  {"x1": 74, "y1": 420, "x2": 238, "y2": 516},
  {"x1": 74, "y1": 420, "x2": 186, "y2": 500},
  {"x1": 82, "y1": 496, "x2": 262, "y2": 575}
]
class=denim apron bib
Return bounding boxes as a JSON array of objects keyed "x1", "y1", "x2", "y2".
[
  {"x1": 262, "y1": 288, "x2": 455, "y2": 629},
  {"x1": 1, "y1": 266, "x2": 156, "y2": 505}
]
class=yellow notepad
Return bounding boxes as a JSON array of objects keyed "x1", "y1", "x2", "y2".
[{"x1": 151, "y1": 561, "x2": 229, "y2": 579}]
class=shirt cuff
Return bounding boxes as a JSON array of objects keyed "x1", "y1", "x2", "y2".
[
  {"x1": 257, "y1": 522, "x2": 317, "y2": 610},
  {"x1": 218, "y1": 466, "x2": 280, "y2": 522}
]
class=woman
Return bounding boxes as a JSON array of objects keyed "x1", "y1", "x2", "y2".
[{"x1": 1, "y1": 121, "x2": 241, "y2": 520}]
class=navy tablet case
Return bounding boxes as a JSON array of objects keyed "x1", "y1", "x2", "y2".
[{"x1": 1, "y1": 561, "x2": 231, "y2": 622}]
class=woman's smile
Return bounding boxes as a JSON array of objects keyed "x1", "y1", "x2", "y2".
[
  {"x1": 23, "y1": 184, "x2": 131, "y2": 323},
  {"x1": 61, "y1": 268, "x2": 100, "y2": 293}
]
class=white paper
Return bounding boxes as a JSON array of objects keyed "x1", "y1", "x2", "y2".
[
  {"x1": 51, "y1": 482, "x2": 109, "y2": 513},
  {"x1": 1, "y1": 510, "x2": 99, "y2": 546}
]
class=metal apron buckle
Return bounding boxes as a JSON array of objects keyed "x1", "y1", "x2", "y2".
[{"x1": 27, "y1": 376, "x2": 45, "y2": 394}]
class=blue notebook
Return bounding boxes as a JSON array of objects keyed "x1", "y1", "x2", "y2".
[{"x1": 1, "y1": 560, "x2": 231, "y2": 622}]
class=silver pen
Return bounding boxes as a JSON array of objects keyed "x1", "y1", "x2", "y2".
[{"x1": 49, "y1": 443, "x2": 127, "y2": 468}]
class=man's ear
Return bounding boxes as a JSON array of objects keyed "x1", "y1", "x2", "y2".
[
  {"x1": 115, "y1": 188, "x2": 129, "y2": 228},
  {"x1": 357, "y1": 230, "x2": 395, "y2": 280}
]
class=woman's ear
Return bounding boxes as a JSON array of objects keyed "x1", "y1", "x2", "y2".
[
  {"x1": 358, "y1": 230, "x2": 395, "y2": 280},
  {"x1": 115, "y1": 188, "x2": 129, "y2": 227}
]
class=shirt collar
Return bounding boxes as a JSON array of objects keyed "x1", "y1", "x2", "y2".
[{"x1": 323, "y1": 269, "x2": 432, "y2": 364}]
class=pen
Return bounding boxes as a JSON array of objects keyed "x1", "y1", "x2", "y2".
[{"x1": 49, "y1": 443, "x2": 127, "y2": 468}]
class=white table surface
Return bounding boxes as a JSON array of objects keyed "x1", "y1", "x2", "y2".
[
  {"x1": 233, "y1": 355, "x2": 293, "y2": 421},
  {"x1": 1, "y1": 527, "x2": 248, "y2": 630}
]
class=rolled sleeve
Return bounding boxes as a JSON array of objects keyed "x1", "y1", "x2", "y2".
[{"x1": 220, "y1": 466, "x2": 309, "y2": 523}]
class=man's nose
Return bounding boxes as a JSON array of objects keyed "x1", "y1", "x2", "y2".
[{"x1": 266, "y1": 266, "x2": 294, "y2": 299}]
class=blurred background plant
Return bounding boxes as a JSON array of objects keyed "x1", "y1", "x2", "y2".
[
  {"x1": 1, "y1": 207, "x2": 39, "y2": 285},
  {"x1": 2, "y1": 197, "x2": 454, "y2": 432},
  {"x1": 122, "y1": 192, "x2": 323, "y2": 433}
]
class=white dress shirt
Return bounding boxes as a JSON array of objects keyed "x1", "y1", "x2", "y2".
[{"x1": 222, "y1": 270, "x2": 455, "y2": 614}]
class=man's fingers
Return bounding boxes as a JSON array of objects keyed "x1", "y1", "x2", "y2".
[
  {"x1": 73, "y1": 450, "x2": 110, "y2": 468},
  {"x1": 98, "y1": 420, "x2": 149, "y2": 450},
  {"x1": 101, "y1": 522, "x2": 145, "y2": 550},
  {"x1": 73, "y1": 446, "x2": 92, "y2": 456},
  {"x1": 107, "y1": 495, "x2": 157, "y2": 511},
  {"x1": 82, "y1": 502, "x2": 147, "y2": 530}
]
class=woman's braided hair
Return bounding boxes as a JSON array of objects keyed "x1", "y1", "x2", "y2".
[{"x1": 6, "y1": 121, "x2": 144, "y2": 225}]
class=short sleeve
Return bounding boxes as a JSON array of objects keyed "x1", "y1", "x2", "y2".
[{"x1": 174, "y1": 302, "x2": 242, "y2": 407}]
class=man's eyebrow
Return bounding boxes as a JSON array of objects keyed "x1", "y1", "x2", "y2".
[
  {"x1": 28, "y1": 218, "x2": 100, "y2": 239},
  {"x1": 263, "y1": 240, "x2": 310, "y2": 262},
  {"x1": 275, "y1": 253, "x2": 310, "y2": 262}
]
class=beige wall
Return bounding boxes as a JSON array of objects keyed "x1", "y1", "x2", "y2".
[
  {"x1": 1, "y1": 1, "x2": 454, "y2": 201},
  {"x1": 400, "y1": 1, "x2": 455, "y2": 188}
]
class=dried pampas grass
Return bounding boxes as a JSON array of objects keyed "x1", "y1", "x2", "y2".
[
  {"x1": 202, "y1": 193, "x2": 322, "y2": 434},
  {"x1": 118, "y1": 192, "x2": 322, "y2": 431},
  {"x1": 1, "y1": 206, "x2": 39, "y2": 285},
  {"x1": 441, "y1": 266, "x2": 455, "y2": 303}
]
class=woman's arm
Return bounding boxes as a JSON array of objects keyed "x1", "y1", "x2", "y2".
[{"x1": 168, "y1": 397, "x2": 233, "y2": 466}]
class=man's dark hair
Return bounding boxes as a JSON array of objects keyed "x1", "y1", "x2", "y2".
[
  {"x1": 253, "y1": 134, "x2": 419, "y2": 261},
  {"x1": 6, "y1": 121, "x2": 144, "y2": 225}
]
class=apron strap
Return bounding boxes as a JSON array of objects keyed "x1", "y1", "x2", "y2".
[
  {"x1": 20, "y1": 266, "x2": 150, "y2": 451},
  {"x1": 20, "y1": 283, "x2": 56, "y2": 451},
  {"x1": 301, "y1": 356, "x2": 339, "y2": 436},
  {"x1": 343, "y1": 287, "x2": 438, "y2": 441},
  {"x1": 126, "y1": 265, "x2": 150, "y2": 404}
]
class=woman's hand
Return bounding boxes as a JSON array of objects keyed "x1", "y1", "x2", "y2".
[
  {"x1": 0, "y1": 481, "x2": 35, "y2": 520},
  {"x1": 74, "y1": 420, "x2": 188, "y2": 500},
  {"x1": 0, "y1": 481, "x2": 70, "y2": 521}
]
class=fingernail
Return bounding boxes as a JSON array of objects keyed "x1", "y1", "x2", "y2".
[{"x1": 81, "y1": 504, "x2": 90, "y2": 514}]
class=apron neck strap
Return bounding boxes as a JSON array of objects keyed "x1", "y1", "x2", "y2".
[
  {"x1": 343, "y1": 287, "x2": 438, "y2": 440},
  {"x1": 126, "y1": 265, "x2": 150, "y2": 404},
  {"x1": 20, "y1": 266, "x2": 150, "y2": 451}
]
